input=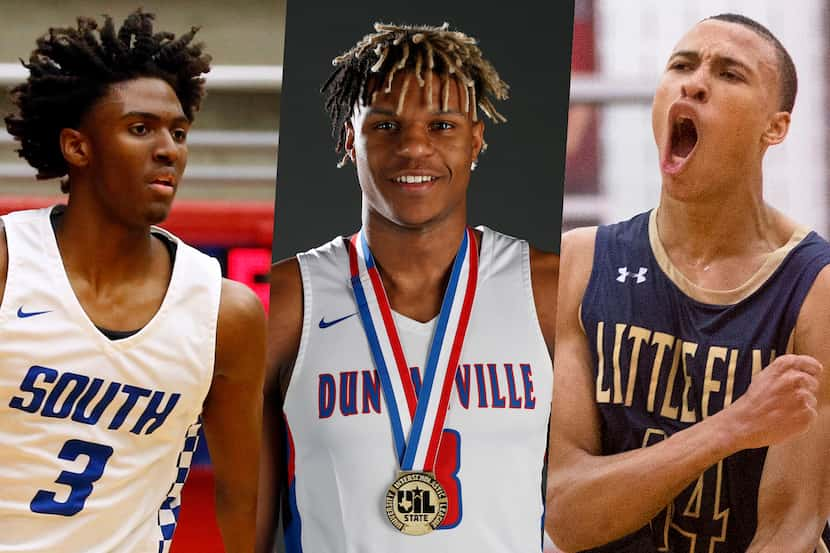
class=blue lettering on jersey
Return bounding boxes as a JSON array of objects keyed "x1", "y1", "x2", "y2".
[
  {"x1": 361, "y1": 370, "x2": 381, "y2": 414},
  {"x1": 318, "y1": 374, "x2": 336, "y2": 418},
  {"x1": 316, "y1": 363, "x2": 538, "y2": 419},
  {"x1": 8, "y1": 366, "x2": 181, "y2": 435}
]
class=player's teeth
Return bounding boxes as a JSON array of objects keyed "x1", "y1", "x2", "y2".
[{"x1": 397, "y1": 176, "x2": 433, "y2": 183}]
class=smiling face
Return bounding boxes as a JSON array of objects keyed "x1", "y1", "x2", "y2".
[
  {"x1": 345, "y1": 70, "x2": 484, "y2": 230},
  {"x1": 651, "y1": 19, "x2": 790, "y2": 201},
  {"x1": 69, "y1": 77, "x2": 190, "y2": 227}
]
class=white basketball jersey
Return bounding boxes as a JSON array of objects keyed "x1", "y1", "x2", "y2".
[
  {"x1": 283, "y1": 226, "x2": 553, "y2": 552},
  {"x1": 0, "y1": 207, "x2": 222, "y2": 553}
]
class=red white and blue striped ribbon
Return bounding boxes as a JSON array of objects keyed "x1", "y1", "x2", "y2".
[{"x1": 349, "y1": 227, "x2": 478, "y2": 471}]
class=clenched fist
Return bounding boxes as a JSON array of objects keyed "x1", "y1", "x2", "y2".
[{"x1": 723, "y1": 354, "x2": 822, "y2": 451}]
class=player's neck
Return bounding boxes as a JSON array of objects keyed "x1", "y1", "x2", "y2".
[
  {"x1": 55, "y1": 198, "x2": 159, "y2": 289},
  {"x1": 656, "y1": 189, "x2": 788, "y2": 261},
  {"x1": 362, "y1": 211, "x2": 469, "y2": 322}
]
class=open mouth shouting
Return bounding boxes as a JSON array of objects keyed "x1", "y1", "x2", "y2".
[{"x1": 662, "y1": 104, "x2": 700, "y2": 175}]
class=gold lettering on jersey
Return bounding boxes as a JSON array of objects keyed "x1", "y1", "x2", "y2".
[
  {"x1": 752, "y1": 348, "x2": 776, "y2": 377},
  {"x1": 701, "y1": 347, "x2": 727, "y2": 419},
  {"x1": 683, "y1": 472, "x2": 704, "y2": 518},
  {"x1": 595, "y1": 322, "x2": 611, "y2": 403},
  {"x1": 642, "y1": 427, "x2": 730, "y2": 552},
  {"x1": 625, "y1": 325, "x2": 652, "y2": 406},
  {"x1": 612, "y1": 323, "x2": 626, "y2": 404},
  {"x1": 679, "y1": 342, "x2": 698, "y2": 423},
  {"x1": 646, "y1": 332, "x2": 675, "y2": 413},
  {"x1": 592, "y1": 320, "x2": 778, "y2": 421},
  {"x1": 723, "y1": 349, "x2": 738, "y2": 408},
  {"x1": 660, "y1": 343, "x2": 683, "y2": 420}
]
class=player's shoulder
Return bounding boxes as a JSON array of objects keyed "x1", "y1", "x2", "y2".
[
  {"x1": 219, "y1": 278, "x2": 265, "y2": 322},
  {"x1": 273, "y1": 235, "x2": 349, "y2": 303},
  {"x1": 560, "y1": 226, "x2": 598, "y2": 272},
  {"x1": 529, "y1": 246, "x2": 560, "y2": 282},
  {"x1": 270, "y1": 255, "x2": 303, "y2": 309},
  {"x1": 214, "y1": 278, "x2": 267, "y2": 377}
]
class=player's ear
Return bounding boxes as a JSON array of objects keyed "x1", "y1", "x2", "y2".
[
  {"x1": 762, "y1": 111, "x2": 790, "y2": 146},
  {"x1": 471, "y1": 120, "x2": 484, "y2": 159},
  {"x1": 344, "y1": 120, "x2": 357, "y2": 163},
  {"x1": 59, "y1": 128, "x2": 91, "y2": 169}
]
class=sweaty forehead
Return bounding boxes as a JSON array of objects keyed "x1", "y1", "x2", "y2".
[{"x1": 673, "y1": 19, "x2": 779, "y2": 76}]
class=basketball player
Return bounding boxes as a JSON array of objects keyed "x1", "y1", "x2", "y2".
[
  {"x1": 547, "y1": 13, "x2": 830, "y2": 553},
  {"x1": 0, "y1": 11, "x2": 265, "y2": 553},
  {"x1": 260, "y1": 23, "x2": 558, "y2": 553}
]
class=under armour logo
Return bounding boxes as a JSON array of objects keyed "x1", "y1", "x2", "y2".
[{"x1": 617, "y1": 266, "x2": 648, "y2": 284}]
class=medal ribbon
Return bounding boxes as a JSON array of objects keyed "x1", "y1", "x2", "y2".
[{"x1": 349, "y1": 227, "x2": 478, "y2": 471}]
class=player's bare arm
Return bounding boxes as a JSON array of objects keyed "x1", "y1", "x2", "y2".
[
  {"x1": 203, "y1": 278, "x2": 267, "y2": 553},
  {"x1": 529, "y1": 246, "x2": 559, "y2": 356},
  {"x1": 529, "y1": 245, "x2": 559, "y2": 553},
  {"x1": 746, "y1": 266, "x2": 830, "y2": 553},
  {"x1": 546, "y1": 228, "x2": 822, "y2": 551},
  {"x1": 255, "y1": 257, "x2": 303, "y2": 553}
]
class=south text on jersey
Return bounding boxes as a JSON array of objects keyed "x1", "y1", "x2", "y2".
[{"x1": 9, "y1": 365, "x2": 181, "y2": 435}]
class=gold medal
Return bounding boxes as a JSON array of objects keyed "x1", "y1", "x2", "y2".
[{"x1": 385, "y1": 471, "x2": 448, "y2": 535}]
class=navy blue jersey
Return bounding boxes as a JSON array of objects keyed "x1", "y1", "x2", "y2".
[{"x1": 580, "y1": 210, "x2": 830, "y2": 553}]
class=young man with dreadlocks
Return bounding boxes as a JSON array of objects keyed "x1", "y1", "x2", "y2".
[
  {"x1": 0, "y1": 11, "x2": 264, "y2": 553},
  {"x1": 261, "y1": 22, "x2": 558, "y2": 553},
  {"x1": 548, "y1": 14, "x2": 830, "y2": 553}
]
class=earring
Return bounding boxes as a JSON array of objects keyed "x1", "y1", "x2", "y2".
[{"x1": 471, "y1": 160, "x2": 478, "y2": 171}]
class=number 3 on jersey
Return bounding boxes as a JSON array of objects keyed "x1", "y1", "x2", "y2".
[
  {"x1": 434, "y1": 428, "x2": 462, "y2": 529},
  {"x1": 31, "y1": 439, "x2": 114, "y2": 516}
]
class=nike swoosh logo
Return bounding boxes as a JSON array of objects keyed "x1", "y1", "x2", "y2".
[
  {"x1": 319, "y1": 313, "x2": 357, "y2": 329},
  {"x1": 17, "y1": 306, "x2": 51, "y2": 318}
]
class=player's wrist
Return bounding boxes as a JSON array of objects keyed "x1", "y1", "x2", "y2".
[{"x1": 706, "y1": 404, "x2": 751, "y2": 456}]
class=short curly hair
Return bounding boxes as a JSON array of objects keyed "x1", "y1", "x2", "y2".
[{"x1": 4, "y1": 9, "x2": 211, "y2": 188}]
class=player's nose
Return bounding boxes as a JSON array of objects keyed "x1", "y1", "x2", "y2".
[
  {"x1": 153, "y1": 130, "x2": 183, "y2": 164},
  {"x1": 680, "y1": 69, "x2": 709, "y2": 103},
  {"x1": 396, "y1": 125, "x2": 434, "y2": 159}
]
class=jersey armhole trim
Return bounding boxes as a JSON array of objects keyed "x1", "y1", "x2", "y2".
[
  {"x1": 522, "y1": 239, "x2": 551, "y2": 363},
  {"x1": 287, "y1": 253, "x2": 314, "y2": 399},
  {"x1": 205, "y1": 260, "x2": 222, "y2": 389}
]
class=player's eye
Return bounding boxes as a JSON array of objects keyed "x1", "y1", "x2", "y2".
[
  {"x1": 374, "y1": 121, "x2": 399, "y2": 131},
  {"x1": 128, "y1": 123, "x2": 149, "y2": 136},
  {"x1": 720, "y1": 70, "x2": 742, "y2": 82},
  {"x1": 171, "y1": 128, "x2": 188, "y2": 143},
  {"x1": 669, "y1": 61, "x2": 690, "y2": 71},
  {"x1": 431, "y1": 121, "x2": 455, "y2": 131}
]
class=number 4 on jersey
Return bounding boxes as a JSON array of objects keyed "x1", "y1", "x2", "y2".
[{"x1": 31, "y1": 439, "x2": 114, "y2": 517}]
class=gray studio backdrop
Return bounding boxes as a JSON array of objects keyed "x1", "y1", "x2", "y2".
[{"x1": 272, "y1": 0, "x2": 574, "y2": 260}]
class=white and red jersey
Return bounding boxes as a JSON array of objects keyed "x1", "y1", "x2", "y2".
[
  {"x1": 283, "y1": 226, "x2": 553, "y2": 552},
  {"x1": 0, "y1": 207, "x2": 222, "y2": 553}
]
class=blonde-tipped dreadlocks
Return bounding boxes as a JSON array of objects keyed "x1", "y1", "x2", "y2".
[{"x1": 321, "y1": 22, "x2": 509, "y2": 166}]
